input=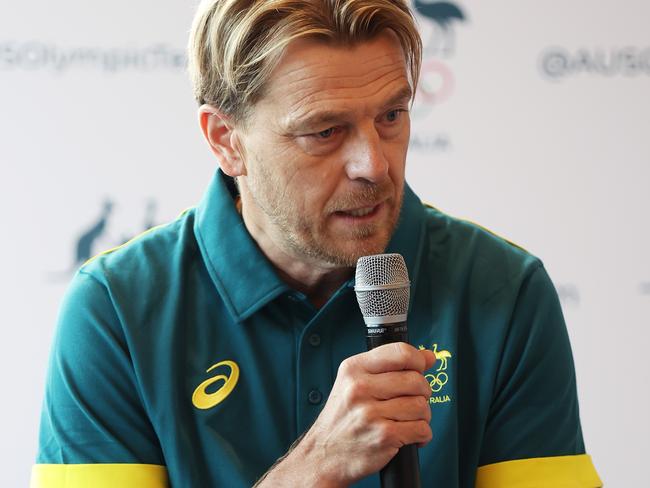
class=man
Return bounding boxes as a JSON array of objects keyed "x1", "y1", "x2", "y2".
[{"x1": 32, "y1": 0, "x2": 602, "y2": 486}]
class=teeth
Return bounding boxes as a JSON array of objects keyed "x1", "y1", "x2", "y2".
[{"x1": 347, "y1": 206, "x2": 374, "y2": 217}]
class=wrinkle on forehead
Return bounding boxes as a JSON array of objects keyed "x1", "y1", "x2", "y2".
[
  {"x1": 259, "y1": 36, "x2": 410, "y2": 130},
  {"x1": 282, "y1": 72, "x2": 410, "y2": 130},
  {"x1": 272, "y1": 51, "x2": 406, "y2": 95},
  {"x1": 278, "y1": 48, "x2": 405, "y2": 82},
  {"x1": 285, "y1": 62, "x2": 405, "y2": 97}
]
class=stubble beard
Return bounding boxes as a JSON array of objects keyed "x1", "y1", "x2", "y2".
[{"x1": 245, "y1": 170, "x2": 403, "y2": 268}]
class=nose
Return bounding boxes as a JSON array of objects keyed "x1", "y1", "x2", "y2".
[{"x1": 343, "y1": 126, "x2": 389, "y2": 184}]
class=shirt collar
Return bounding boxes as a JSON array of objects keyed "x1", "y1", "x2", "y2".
[
  {"x1": 194, "y1": 170, "x2": 427, "y2": 321},
  {"x1": 194, "y1": 171, "x2": 289, "y2": 322}
]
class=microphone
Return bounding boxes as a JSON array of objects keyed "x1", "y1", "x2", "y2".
[{"x1": 354, "y1": 253, "x2": 421, "y2": 488}]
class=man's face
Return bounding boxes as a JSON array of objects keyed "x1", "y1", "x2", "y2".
[{"x1": 236, "y1": 32, "x2": 412, "y2": 268}]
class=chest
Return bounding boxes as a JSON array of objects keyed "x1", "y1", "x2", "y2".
[{"x1": 130, "y1": 288, "x2": 495, "y2": 487}]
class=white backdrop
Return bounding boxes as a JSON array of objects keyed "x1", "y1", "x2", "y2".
[{"x1": 1, "y1": 1, "x2": 648, "y2": 486}]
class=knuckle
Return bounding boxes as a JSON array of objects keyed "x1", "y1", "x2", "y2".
[
  {"x1": 423, "y1": 398, "x2": 431, "y2": 424},
  {"x1": 345, "y1": 378, "x2": 368, "y2": 402},
  {"x1": 338, "y1": 357, "x2": 356, "y2": 377},
  {"x1": 356, "y1": 404, "x2": 375, "y2": 424},
  {"x1": 407, "y1": 370, "x2": 423, "y2": 385},
  {"x1": 421, "y1": 399, "x2": 432, "y2": 422},
  {"x1": 411, "y1": 396, "x2": 431, "y2": 421},
  {"x1": 406, "y1": 371, "x2": 430, "y2": 395},
  {"x1": 419, "y1": 422, "x2": 433, "y2": 442},
  {"x1": 375, "y1": 422, "x2": 396, "y2": 446},
  {"x1": 416, "y1": 394, "x2": 428, "y2": 410},
  {"x1": 419, "y1": 375, "x2": 432, "y2": 394}
]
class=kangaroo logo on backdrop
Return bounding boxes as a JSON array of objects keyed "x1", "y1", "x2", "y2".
[
  {"x1": 75, "y1": 199, "x2": 114, "y2": 268},
  {"x1": 48, "y1": 198, "x2": 159, "y2": 281},
  {"x1": 409, "y1": 1, "x2": 467, "y2": 149},
  {"x1": 192, "y1": 360, "x2": 240, "y2": 410},
  {"x1": 419, "y1": 343, "x2": 453, "y2": 405}
]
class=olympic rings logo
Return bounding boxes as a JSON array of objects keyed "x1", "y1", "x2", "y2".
[{"x1": 425, "y1": 372, "x2": 448, "y2": 393}]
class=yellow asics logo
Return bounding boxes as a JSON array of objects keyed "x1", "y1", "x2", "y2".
[{"x1": 192, "y1": 360, "x2": 240, "y2": 410}]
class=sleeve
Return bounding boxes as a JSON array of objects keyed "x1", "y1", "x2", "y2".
[
  {"x1": 475, "y1": 265, "x2": 602, "y2": 488},
  {"x1": 31, "y1": 270, "x2": 169, "y2": 488}
]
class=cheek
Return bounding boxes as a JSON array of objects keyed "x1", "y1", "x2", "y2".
[
  {"x1": 247, "y1": 140, "x2": 297, "y2": 184},
  {"x1": 385, "y1": 141, "x2": 408, "y2": 176},
  {"x1": 245, "y1": 130, "x2": 344, "y2": 212},
  {"x1": 284, "y1": 151, "x2": 342, "y2": 193}
]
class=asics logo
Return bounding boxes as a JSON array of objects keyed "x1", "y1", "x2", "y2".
[{"x1": 192, "y1": 360, "x2": 240, "y2": 410}]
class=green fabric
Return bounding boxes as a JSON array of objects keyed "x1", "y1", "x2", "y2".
[{"x1": 37, "y1": 170, "x2": 588, "y2": 487}]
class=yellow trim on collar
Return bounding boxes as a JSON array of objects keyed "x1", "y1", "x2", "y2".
[
  {"x1": 422, "y1": 201, "x2": 529, "y2": 253},
  {"x1": 476, "y1": 454, "x2": 602, "y2": 487},
  {"x1": 30, "y1": 464, "x2": 169, "y2": 488}
]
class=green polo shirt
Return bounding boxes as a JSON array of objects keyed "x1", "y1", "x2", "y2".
[{"x1": 33, "y1": 171, "x2": 601, "y2": 487}]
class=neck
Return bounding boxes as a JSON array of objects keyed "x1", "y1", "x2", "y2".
[
  {"x1": 275, "y1": 264, "x2": 352, "y2": 309},
  {"x1": 237, "y1": 194, "x2": 352, "y2": 308}
]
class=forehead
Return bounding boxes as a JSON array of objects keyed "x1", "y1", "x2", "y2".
[{"x1": 259, "y1": 32, "x2": 411, "y2": 125}]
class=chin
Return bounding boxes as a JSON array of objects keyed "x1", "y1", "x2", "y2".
[{"x1": 320, "y1": 235, "x2": 392, "y2": 268}]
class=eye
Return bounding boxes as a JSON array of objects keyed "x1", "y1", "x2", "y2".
[
  {"x1": 384, "y1": 109, "x2": 405, "y2": 123},
  {"x1": 316, "y1": 127, "x2": 336, "y2": 139}
]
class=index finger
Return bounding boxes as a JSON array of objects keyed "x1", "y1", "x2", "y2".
[{"x1": 357, "y1": 342, "x2": 436, "y2": 374}]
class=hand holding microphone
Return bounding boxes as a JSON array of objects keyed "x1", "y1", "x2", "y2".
[
  {"x1": 256, "y1": 254, "x2": 434, "y2": 488},
  {"x1": 287, "y1": 343, "x2": 434, "y2": 487}
]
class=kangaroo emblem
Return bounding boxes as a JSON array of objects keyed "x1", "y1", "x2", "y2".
[
  {"x1": 119, "y1": 198, "x2": 159, "y2": 244},
  {"x1": 75, "y1": 199, "x2": 113, "y2": 266},
  {"x1": 47, "y1": 199, "x2": 114, "y2": 281},
  {"x1": 48, "y1": 198, "x2": 162, "y2": 282}
]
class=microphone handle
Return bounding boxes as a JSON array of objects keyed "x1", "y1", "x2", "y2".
[{"x1": 366, "y1": 321, "x2": 422, "y2": 488}]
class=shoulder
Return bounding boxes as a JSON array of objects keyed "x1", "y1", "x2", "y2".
[
  {"x1": 80, "y1": 207, "x2": 198, "y2": 287},
  {"x1": 62, "y1": 208, "x2": 201, "y2": 333},
  {"x1": 51, "y1": 207, "x2": 202, "y2": 363},
  {"x1": 418, "y1": 203, "x2": 545, "y2": 303}
]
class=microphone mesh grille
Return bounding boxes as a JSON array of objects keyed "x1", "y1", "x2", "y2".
[{"x1": 355, "y1": 253, "x2": 410, "y2": 318}]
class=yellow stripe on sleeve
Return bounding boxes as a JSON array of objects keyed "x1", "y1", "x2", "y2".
[
  {"x1": 476, "y1": 454, "x2": 602, "y2": 487},
  {"x1": 30, "y1": 464, "x2": 169, "y2": 488}
]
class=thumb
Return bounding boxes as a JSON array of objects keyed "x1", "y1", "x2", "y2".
[{"x1": 420, "y1": 349, "x2": 436, "y2": 371}]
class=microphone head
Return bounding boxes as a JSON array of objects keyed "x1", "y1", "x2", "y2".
[{"x1": 354, "y1": 253, "x2": 410, "y2": 325}]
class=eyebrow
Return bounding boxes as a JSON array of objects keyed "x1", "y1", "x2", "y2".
[
  {"x1": 382, "y1": 85, "x2": 414, "y2": 110},
  {"x1": 284, "y1": 85, "x2": 413, "y2": 133}
]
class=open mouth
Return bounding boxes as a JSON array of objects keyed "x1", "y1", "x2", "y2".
[
  {"x1": 346, "y1": 206, "x2": 376, "y2": 217},
  {"x1": 334, "y1": 203, "x2": 382, "y2": 219}
]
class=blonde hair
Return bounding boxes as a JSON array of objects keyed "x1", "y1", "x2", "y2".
[{"x1": 188, "y1": 0, "x2": 421, "y2": 123}]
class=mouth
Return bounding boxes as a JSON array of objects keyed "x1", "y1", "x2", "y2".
[{"x1": 333, "y1": 202, "x2": 383, "y2": 220}]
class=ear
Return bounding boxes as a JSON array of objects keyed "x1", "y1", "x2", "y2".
[{"x1": 198, "y1": 104, "x2": 246, "y2": 177}]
